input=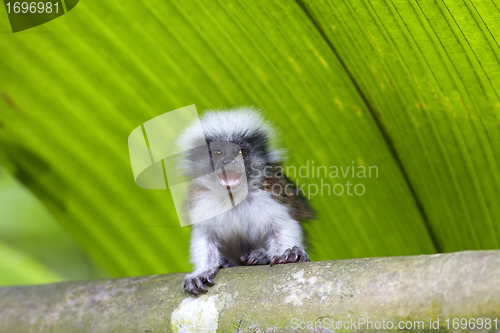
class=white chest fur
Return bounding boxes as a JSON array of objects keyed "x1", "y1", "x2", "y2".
[{"x1": 192, "y1": 189, "x2": 292, "y2": 245}]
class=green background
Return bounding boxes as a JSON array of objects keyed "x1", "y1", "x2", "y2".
[{"x1": 0, "y1": 0, "x2": 499, "y2": 286}]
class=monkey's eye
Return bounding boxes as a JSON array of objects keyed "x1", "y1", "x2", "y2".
[
  {"x1": 213, "y1": 149, "x2": 223, "y2": 157},
  {"x1": 239, "y1": 149, "x2": 248, "y2": 158}
]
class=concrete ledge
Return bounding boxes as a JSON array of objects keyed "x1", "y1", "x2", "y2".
[{"x1": 1, "y1": 250, "x2": 499, "y2": 332}]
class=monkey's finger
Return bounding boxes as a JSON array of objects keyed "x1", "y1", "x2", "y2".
[
  {"x1": 184, "y1": 279, "x2": 199, "y2": 296},
  {"x1": 195, "y1": 277, "x2": 207, "y2": 293},
  {"x1": 183, "y1": 279, "x2": 191, "y2": 290},
  {"x1": 271, "y1": 256, "x2": 286, "y2": 266},
  {"x1": 240, "y1": 255, "x2": 248, "y2": 264},
  {"x1": 283, "y1": 248, "x2": 292, "y2": 261},
  {"x1": 248, "y1": 257, "x2": 258, "y2": 265},
  {"x1": 286, "y1": 251, "x2": 299, "y2": 263},
  {"x1": 297, "y1": 248, "x2": 309, "y2": 262},
  {"x1": 270, "y1": 256, "x2": 279, "y2": 266},
  {"x1": 206, "y1": 276, "x2": 215, "y2": 285}
]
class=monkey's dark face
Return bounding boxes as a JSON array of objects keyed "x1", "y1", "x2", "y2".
[
  {"x1": 208, "y1": 142, "x2": 246, "y2": 191},
  {"x1": 207, "y1": 132, "x2": 273, "y2": 191},
  {"x1": 184, "y1": 131, "x2": 273, "y2": 194}
]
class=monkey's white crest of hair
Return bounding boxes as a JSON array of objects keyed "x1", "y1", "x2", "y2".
[{"x1": 176, "y1": 107, "x2": 283, "y2": 163}]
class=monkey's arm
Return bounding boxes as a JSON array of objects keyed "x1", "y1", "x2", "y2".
[
  {"x1": 267, "y1": 220, "x2": 310, "y2": 265},
  {"x1": 256, "y1": 171, "x2": 314, "y2": 265},
  {"x1": 183, "y1": 227, "x2": 221, "y2": 295}
]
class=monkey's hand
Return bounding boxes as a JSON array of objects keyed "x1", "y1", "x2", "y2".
[
  {"x1": 219, "y1": 258, "x2": 234, "y2": 268},
  {"x1": 270, "y1": 246, "x2": 310, "y2": 266},
  {"x1": 183, "y1": 268, "x2": 219, "y2": 296},
  {"x1": 240, "y1": 248, "x2": 270, "y2": 265}
]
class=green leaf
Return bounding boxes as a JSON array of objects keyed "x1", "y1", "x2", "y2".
[
  {"x1": 0, "y1": 0, "x2": 498, "y2": 279},
  {"x1": 0, "y1": 168, "x2": 96, "y2": 282},
  {"x1": 0, "y1": 241, "x2": 62, "y2": 286},
  {"x1": 299, "y1": 0, "x2": 500, "y2": 251}
]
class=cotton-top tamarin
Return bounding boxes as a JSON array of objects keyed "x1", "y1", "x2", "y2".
[{"x1": 177, "y1": 107, "x2": 314, "y2": 295}]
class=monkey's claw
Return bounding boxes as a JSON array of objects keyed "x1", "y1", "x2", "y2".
[
  {"x1": 241, "y1": 249, "x2": 270, "y2": 265},
  {"x1": 183, "y1": 268, "x2": 218, "y2": 295},
  {"x1": 270, "y1": 246, "x2": 310, "y2": 266}
]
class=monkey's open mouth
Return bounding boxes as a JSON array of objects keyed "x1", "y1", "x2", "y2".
[{"x1": 217, "y1": 170, "x2": 242, "y2": 189}]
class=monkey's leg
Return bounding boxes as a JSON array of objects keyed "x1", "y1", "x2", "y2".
[
  {"x1": 267, "y1": 223, "x2": 310, "y2": 266},
  {"x1": 183, "y1": 229, "x2": 221, "y2": 295}
]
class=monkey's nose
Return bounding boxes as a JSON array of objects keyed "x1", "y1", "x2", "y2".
[{"x1": 221, "y1": 154, "x2": 238, "y2": 166}]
